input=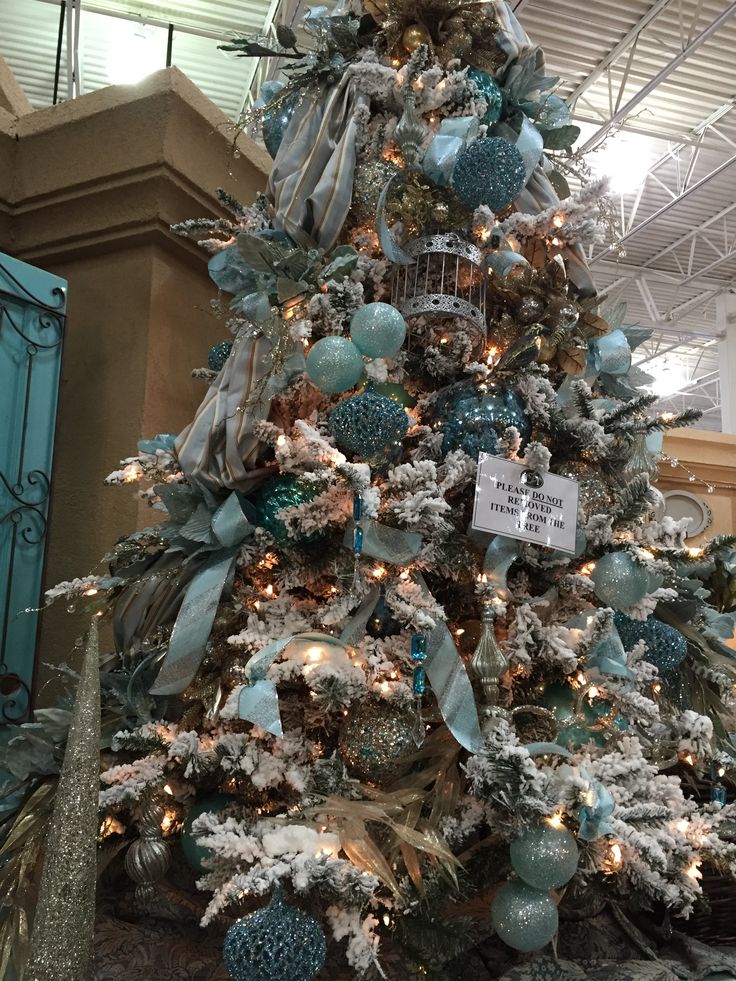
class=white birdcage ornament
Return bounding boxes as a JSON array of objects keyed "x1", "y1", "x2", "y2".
[{"x1": 391, "y1": 231, "x2": 487, "y2": 335}]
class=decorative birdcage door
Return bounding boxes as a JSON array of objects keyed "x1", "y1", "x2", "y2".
[{"x1": 0, "y1": 254, "x2": 66, "y2": 722}]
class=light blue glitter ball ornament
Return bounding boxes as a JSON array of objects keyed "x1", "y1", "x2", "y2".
[
  {"x1": 328, "y1": 390, "x2": 409, "y2": 462},
  {"x1": 452, "y1": 137, "x2": 526, "y2": 212},
  {"x1": 491, "y1": 881, "x2": 559, "y2": 952},
  {"x1": 350, "y1": 303, "x2": 407, "y2": 359},
  {"x1": 613, "y1": 612, "x2": 687, "y2": 674},
  {"x1": 591, "y1": 552, "x2": 651, "y2": 609},
  {"x1": 467, "y1": 68, "x2": 504, "y2": 125},
  {"x1": 306, "y1": 336, "x2": 364, "y2": 394},
  {"x1": 181, "y1": 794, "x2": 239, "y2": 873},
  {"x1": 208, "y1": 340, "x2": 233, "y2": 372},
  {"x1": 439, "y1": 383, "x2": 531, "y2": 458},
  {"x1": 510, "y1": 825, "x2": 578, "y2": 890},
  {"x1": 250, "y1": 475, "x2": 320, "y2": 543},
  {"x1": 262, "y1": 90, "x2": 301, "y2": 159},
  {"x1": 223, "y1": 889, "x2": 326, "y2": 981}
]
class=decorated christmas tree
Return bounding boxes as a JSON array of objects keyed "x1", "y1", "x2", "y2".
[{"x1": 5, "y1": 2, "x2": 736, "y2": 979}]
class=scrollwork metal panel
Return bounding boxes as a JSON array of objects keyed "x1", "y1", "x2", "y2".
[{"x1": 0, "y1": 254, "x2": 66, "y2": 721}]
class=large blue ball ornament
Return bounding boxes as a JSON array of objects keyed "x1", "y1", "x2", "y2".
[
  {"x1": 262, "y1": 90, "x2": 301, "y2": 159},
  {"x1": 250, "y1": 476, "x2": 320, "y2": 543},
  {"x1": 452, "y1": 137, "x2": 526, "y2": 212},
  {"x1": 613, "y1": 612, "x2": 687, "y2": 674},
  {"x1": 306, "y1": 336, "x2": 364, "y2": 394},
  {"x1": 510, "y1": 825, "x2": 578, "y2": 890},
  {"x1": 439, "y1": 383, "x2": 531, "y2": 458},
  {"x1": 329, "y1": 390, "x2": 409, "y2": 461},
  {"x1": 208, "y1": 340, "x2": 233, "y2": 372},
  {"x1": 591, "y1": 552, "x2": 651, "y2": 609},
  {"x1": 467, "y1": 68, "x2": 504, "y2": 125},
  {"x1": 181, "y1": 794, "x2": 239, "y2": 873},
  {"x1": 350, "y1": 303, "x2": 407, "y2": 359},
  {"x1": 491, "y1": 881, "x2": 559, "y2": 952},
  {"x1": 223, "y1": 890, "x2": 326, "y2": 981}
]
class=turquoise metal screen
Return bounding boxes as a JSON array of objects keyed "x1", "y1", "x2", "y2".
[{"x1": 0, "y1": 254, "x2": 66, "y2": 722}]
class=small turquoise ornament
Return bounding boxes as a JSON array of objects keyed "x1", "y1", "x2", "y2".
[
  {"x1": 223, "y1": 889, "x2": 326, "y2": 981},
  {"x1": 439, "y1": 383, "x2": 531, "y2": 458},
  {"x1": 306, "y1": 336, "x2": 364, "y2": 394},
  {"x1": 557, "y1": 724, "x2": 606, "y2": 750},
  {"x1": 613, "y1": 613, "x2": 687, "y2": 674},
  {"x1": 467, "y1": 68, "x2": 504, "y2": 125},
  {"x1": 491, "y1": 881, "x2": 558, "y2": 952},
  {"x1": 540, "y1": 682, "x2": 576, "y2": 723},
  {"x1": 350, "y1": 303, "x2": 407, "y2": 359},
  {"x1": 510, "y1": 824, "x2": 578, "y2": 890},
  {"x1": 369, "y1": 382, "x2": 417, "y2": 408},
  {"x1": 262, "y1": 90, "x2": 301, "y2": 159},
  {"x1": 181, "y1": 794, "x2": 238, "y2": 873},
  {"x1": 208, "y1": 340, "x2": 233, "y2": 372},
  {"x1": 329, "y1": 390, "x2": 409, "y2": 462},
  {"x1": 452, "y1": 137, "x2": 526, "y2": 211},
  {"x1": 250, "y1": 476, "x2": 320, "y2": 543},
  {"x1": 591, "y1": 552, "x2": 651, "y2": 609}
]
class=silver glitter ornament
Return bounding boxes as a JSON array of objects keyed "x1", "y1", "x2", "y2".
[
  {"x1": 223, "y1": 889, "x2": 326, "y2": 981},
  {"x1": 339, "y1": 698, "x2": 417, "y2": 784},
  {"x1": 124, "y1": 798, "x2": 172, "y2": 905},
  {"x1": 452, "y1": 137, "x2": 526, "y2": 212},
  {"x1": 351, "y1": 159, "x2": 402, "y2": 225},
  {"x1": 554, "y1": 461, "x2": 613, "y2": 519}
]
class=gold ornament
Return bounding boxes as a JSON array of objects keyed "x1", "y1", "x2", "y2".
[
  {"x1": 402, "y1": 22, "x2": 431, "y2": 52},
  {"x1": 26, "y1": 620, "x2": 101, "y2": 981}
]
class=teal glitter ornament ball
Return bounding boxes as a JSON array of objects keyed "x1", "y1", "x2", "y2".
[
  {"x1": 467, "y1": 68, "x2": 504, "y2": 125},
  {"x1": 329, "y1": 390, "x2": 409, "y2": 462},
  {"x1": 591, "y1": 552, "x2": 651, "y2": 609},
  {"x1": 613, "y1": 612, "x2": 687, "y2": 674},
  {"x1": 306, "y1": 336, "x2": 364, "y2": 394},
  {"x1": 181, "y1": 794, "x2": 238, "y2": 873},
  {"x1": 208, "y1": 340, "x2": 233, "y2": 372},
  {"x1": 452, "y1": 137, "x2": 526, "y2": 212},
  {"x1": 223, "y1": 889, "x2": 326, "y2": 981},
  {"x1": 510, "y1": 825, "x2": 578, "y2": 890},
  {"x1": 350, "y1": 302, "x2": 407, "y2": 359},
  {"x1": 262, "y1": 90, "x2": 300, "y2": 159},
  {"x1": 439, "y1": 383, "x2": 531, "y2": 458},
  {"x1": 491, "y1": 881, "x2": 559, "y2": 952},
  {"x1": 250, "y1": 476, "x2": 320, "y2": 543}
]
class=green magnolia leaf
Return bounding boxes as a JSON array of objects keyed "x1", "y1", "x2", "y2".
[
  {"x1": 276, "y1": 277, "x2": 308, "y2": 302},
  {"x1": 548, "y1": 169, "x2": 571, "y2": 199},
  {"x1": 236, "y1": 234, "x2": 283, "y2": 274},
  {"x1": 321, "y1": 251, "x2": 359, "y2": 282},
  {"x1": 541, "y1": 125, "x2": 581, "y2": 150}
]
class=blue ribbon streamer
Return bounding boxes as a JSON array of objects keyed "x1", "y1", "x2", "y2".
[
  {"x1": 589, "y1": 329, "x2": 632, "y2": 377},
  {"x1": 342, "y1": 519, "x2": 423, "y2": 565},
  {"x1": 425, "y1": 619, "x2": 484, "y2": 754},
  {"x1": 482, "y1": 535, "x2": 520, "y2": 600},
  {"x1": 376, "y1": 175, "x2": 415, "y2": 265}
]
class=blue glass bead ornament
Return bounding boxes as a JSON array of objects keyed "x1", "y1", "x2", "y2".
[
  {"x1": 262, "y1": 90, "x2": 301, "y2": 159},
  {"x1": 467, "y1": 68, "x2": 504, "y2": 125},
  {"x1": 306, "y1": 336, "x2": 364, "y2": 394},
  {"x1": 510, "y1": 825, "x2": 578, "y2": 890},
  {"x1": 181, "y1": 794, "x2": 238, "y2": 873},
  {"x1": 208, "y1": 340, "x2": 233, "y2": 372},
  {"x1": 413, "y1": 665, "x2": 427, "y2": 694},
  {"x1": 223, "y1": 889, "x2": 326, "y2": 981},
  {"x1": 411, "y1": 634, "x2": 428, "y2": 662},
  {"x1": 353, "y1": 525, "x2": 364, "y2": 554},
  {"x1": 439, "y1": 383, "x2": 531, "y2": 458},
  {"x1": 491, "y1": 881, "x2": 558, "y2": 952},
  {"x1": 328, "y1": 390, "x2": 409, "y2": 462},
  {"x1": 591, "y1": 552, "x2": 651, "y2": 610},
  {"x1": 350, "y1": 303, "x2": 407, "y2": 359},
  {"x1": 711, "y1": 783, "x2": 728, "y2": 806},
  {"x1": 613, "y1": 612, "x2": 687, "y2": 674},
  {"x1": 452, "y1": 137, "x2": 526, "y2": 212},
  {"x1": 250, "y1": 476, "x2": 320, "y2": 544}
]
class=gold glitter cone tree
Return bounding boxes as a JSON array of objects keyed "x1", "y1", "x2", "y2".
[{"x1": 25, "y1": 619, "x2": 102, "y2": 981}]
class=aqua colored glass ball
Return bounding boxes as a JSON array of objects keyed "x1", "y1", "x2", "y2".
[
  {"x1": 438, "y1": 383, "x2": 531, "y2": 458},
  {"x1": 467, "y1": 68, "x2": 504, "y2": 125},
  {"x1": 510, "y1": 824, "x2": 579, "y2": 890},
  {"x1": 350, "y1": 303, "x2": 407, "y2": 359},
  {"x1": 306, "y1": 336, "x2": 364, "y2": 394},
  {"x1": 328, "y1": 390, "x2": 409, "y2": 463},
  {"x1": 591, "y1": 551, "x2": 651, "y2": 609},
  {"x1": 250, "y1": 475, "x2": 320, "y2": 543},
  {"x1": 491, "y1": 880, "x2": 558, "y2": 952},
  {"x1": 180, "y1": 793, "x2": 238, "y2": 873}
]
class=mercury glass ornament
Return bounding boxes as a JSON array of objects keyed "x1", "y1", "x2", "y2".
[
  {"x1": 339, "y1": 698, "x2": 416, "y2": 784},
  {"x1": 124, "y1": 798, "x2": 171, "y2": 904},
  {"x1": 350, "y1": 159, "x2": 402, "y2": 225},
  {"x1": 491, "y1": 881, "x2": 558, "y2": 952},
  {"x1": 510, "y1": 825, "x2": 579, "y2": 890},
  {"x1": 181, "y1": 794, "x2": 239, "y2": 873},
  {"x1": 439, "y1": 383, "x2": 531, "y2": 458},
  {"x1": 613, "y1": 612, "x2": 687, "y2": 674},
  {"x1": 223, "y1": 889, "x2": 326, "y2": 981},
  {"x1": 591, "y1": 552, "x2": 651, "y2": 609},
  {"x1": 305, "y1": 336, "x2": 364, "y2": 394},
  {"x1": 329, "y1": 390, "x2": 409, "y2": 462},
  {"x1": 467, "y1": 68, "x2": 504, "y2": 125},
  {"x1": 350, "y1": 302, "x2": 407, "y2": 359},
  {"x1": 262, "y1": 90, "x2": 301, "y2": 159},
  {"x1": 554, "y1": 461, "x2": 613, "y2": 519},
  {"x1": 250, "y1": 475, "x2": 320, "y2": 543},
  {"x1": 402, "y1": 22, "x2": 431, "y2": 52},
  {"x1": 471, "y1": 601, "x2": 508, "y2": 707},
  {"x1": 395, "y1": 85, "x2": 427, "y2": 169},
  {"x1": 452, "y1": 137, "x2": 526, "y2": 212},
  {"x1": 208, "y1": 340, "x2": 233, "y2": 372}
]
